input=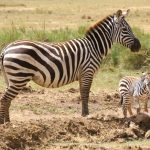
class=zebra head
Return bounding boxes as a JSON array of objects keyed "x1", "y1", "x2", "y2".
[{"x1": 113, "y1": 9, "x2": 141, "y2": 52}]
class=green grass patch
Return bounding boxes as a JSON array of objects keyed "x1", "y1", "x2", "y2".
[
  {"x1": 0, "y1": 25, "x2": 149, "y2": 92},
  {"x1": 0, "y1": 25, "x2": 86, "y2": 49}
]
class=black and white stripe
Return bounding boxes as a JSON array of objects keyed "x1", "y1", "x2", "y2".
[
  {"x1": 119, "y1": 73, "x2": 150, "y2": 118},
  {"x1": 0, "y1": 9, "x2": 141, "y2": 124}
]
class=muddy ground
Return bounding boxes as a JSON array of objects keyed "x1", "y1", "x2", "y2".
[{"x1": 0, "y1": 87, "x2": 150, "y2": 150}]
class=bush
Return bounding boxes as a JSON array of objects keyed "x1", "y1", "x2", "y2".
[
  {"x1": 123, "y1": 53, "x2": 146, "y2": 70},
  {"x1": 110, "y1": 45, "x2": 122, "y2": 67}
]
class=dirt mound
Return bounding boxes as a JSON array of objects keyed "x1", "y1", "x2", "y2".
[
  {"x1": 0, "y1": 113, "x2": 150, "y2": 150},
  {"x1": 0, "y1": 89, "x2": 150, "y2": 149},
  {"x1": 0, "y1": 115, "x2": 119, "y2": 150}
]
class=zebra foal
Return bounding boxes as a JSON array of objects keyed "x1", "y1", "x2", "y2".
[
  {"x1": 0, "y1": 9, "x2": 141, "y2": 124},
  {"x1": 119, "y1": 73, "x2": 150, "y2": 118}
]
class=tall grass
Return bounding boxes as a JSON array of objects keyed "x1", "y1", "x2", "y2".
[
  {"x1": 0, "y1": 25, "x2": 149, "y2": 71},
  {"x1": 102, "y1": 27, "x2": 150, "y2": 70},
  {"x1": 0, "y1": 25, "x2": 86, "y2": 49},
  {"x1": 0, "y1": 25, "x2": 149, "y2": 91}
]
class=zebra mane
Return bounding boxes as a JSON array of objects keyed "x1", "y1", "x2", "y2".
[{"x1": 85, "y1": 15, "x2": 113, "y2": 35}]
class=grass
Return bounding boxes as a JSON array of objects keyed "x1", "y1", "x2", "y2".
[
  {"x1": 0, "y1": 0, "x2": 150, "y2": 32},
  {"x1": 0, "y1": 25, "x2": 86, "y2": 49},
  {"x1": 0, "y1": 0, "x2": 149, "y2": 93},
  {"x1": 0, "y1": 2, "x2": 150, "y2": 149},
  {"x1": 0, "y1": 24, "x2": 149, "y2": 93}
]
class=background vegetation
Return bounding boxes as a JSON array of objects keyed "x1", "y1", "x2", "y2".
[
  {"x1": 0, "y1": 2, "x2": 150, "y2": 149},
  {"x1": 0, "y1": 24, "x2": 149, "y2": 92},
  {"x1": 0, "y1": 0, "x2": 150, "y2": 91}
]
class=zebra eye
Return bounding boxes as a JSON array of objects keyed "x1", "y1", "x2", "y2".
[{"x1": 122, "y1": 27, "x2": 127, "y2": 31}]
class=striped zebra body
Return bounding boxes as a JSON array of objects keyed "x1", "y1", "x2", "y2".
[
  {"x1": 0, "y1": 9, "x2": 141, "y2": 124},
  {"x1": 3, "y1": 40, "x2": 92, "y2": 88},
  {"x1": 119, "y1": 74, "x2": 150, "y2": 118}
]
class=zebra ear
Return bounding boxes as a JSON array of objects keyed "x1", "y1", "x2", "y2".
[
  {"x1": 116, "y1": 10, "x2": 122, "y2": 18},
  {"x1": 114, "y1": 10, "x2": 122, "y2": 22},
  {"x1": 122, "y1": 9, "x2": 130, "y2": 17}
]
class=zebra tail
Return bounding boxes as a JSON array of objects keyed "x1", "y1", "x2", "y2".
[
  {"x1": 0, "y1": 52, "x2": 9, "y2": 87},
  {"x1": 118, "y1": 94, "x2": 123, "y2": 107}
]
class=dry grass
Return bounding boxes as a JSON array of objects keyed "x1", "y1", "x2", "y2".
[
  {"x1": 0, "y1": 2, "x2": 150, "y2": 149},
  {"x1": 0, "y1": 0, "x2": 150, "y2": 32}
]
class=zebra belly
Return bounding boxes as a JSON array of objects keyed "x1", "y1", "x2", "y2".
[
  {"x1": 32, "y1": 73, "x2": 78, "y2": 88},
  {"x1": 32, "y1": 68, "x2": 79, "y2": 88}
]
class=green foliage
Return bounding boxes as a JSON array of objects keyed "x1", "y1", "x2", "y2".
[
  {"x1": 0, "y1": 24, "x2": 22, "y2": 48},
  {"x1": 123, "y1": 53, "x2": 146, "y2": 70},
  {"x1": 103, "y1": 27, "x2": 150, "y2": 70},
  {"x1": 133, "y1": 27, "x2": 150, "y2": 51},
  {"x1": 0, "y1": 25, "x2": 86, "y2": 50},
  {"x1": 120, "y1": 27, "x2": 150, "y2": 70},
  {"x1": 0, "y1": 24, "x2": 149, "y2": 91},
  {"x1": 110, "y1": 45, "x2": 122, "y2": 67},
  {"x1": 0, "y1": 25, "x2": 149, "y2": 71}
]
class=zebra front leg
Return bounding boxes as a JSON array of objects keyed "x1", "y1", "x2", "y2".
[
  {"x1": 0, "y1": 85, "x2": 23, "y2": 124},
  {"x1": 79, "y1": 75, "x2": 93, "y2": 117}
]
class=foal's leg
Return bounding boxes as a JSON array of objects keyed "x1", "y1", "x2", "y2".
[
  {"x1": 128, "y1": 101, "x2": 133, "y2": 116},
  {"x1": 144, "y1": 98, "x2": 148, "y2": 112}
]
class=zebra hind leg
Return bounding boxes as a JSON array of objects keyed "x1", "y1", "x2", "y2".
[
  {"x1": 0, "y1": 85, "x2": 26, "y2": 124},
  {"x1": 144, "y1": 98, "x2": 148, "y2": 112},
  {"x1": 133, "y1": 96, "x2": 141, "y2": 114},
  {"x1": 127, "y1": 103, "x2": 133, "y2": 116},
  {"x1": 122, "y1": 104, "x2": 127, "y2": 118},
  {"x1": 122, "y1": 96, "x2": 130, "y2": 118}
]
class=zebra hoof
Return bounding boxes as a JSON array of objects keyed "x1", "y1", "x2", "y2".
[{"x1": 82, "y1": 112, "x2": 89, "y2": 117}]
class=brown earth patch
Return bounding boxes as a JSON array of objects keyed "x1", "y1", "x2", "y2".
[{"x1": 0, "y1": 88, "x2": 150, "y2": 149}]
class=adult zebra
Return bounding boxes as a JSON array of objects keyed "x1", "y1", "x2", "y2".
[
  {"x1": 119, "y1": 73, "x2": 150, "y2": 118},
  {"x1": 0, "y1": 9, "x2": 141, "y2": 124}
]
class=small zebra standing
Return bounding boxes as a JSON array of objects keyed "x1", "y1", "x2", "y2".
[
  {"x1": 0, "y1": 9, "x2": 141, "y2": 124},
  {"x1": 119, "y1": 73, "x2": 150, "y2": 118}
]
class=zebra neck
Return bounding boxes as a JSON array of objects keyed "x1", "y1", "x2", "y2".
[{"x1": 85, "y1": 15, "x2": 114, "y2": 58}]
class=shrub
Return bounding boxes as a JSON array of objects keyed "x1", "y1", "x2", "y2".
[{"x1": 123, "y1": 53, "x2": 146, "y2": 70}]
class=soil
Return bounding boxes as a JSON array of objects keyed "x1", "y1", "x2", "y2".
[{"x1": 0, "y1": 87, "x2": 150, "y2": 150}]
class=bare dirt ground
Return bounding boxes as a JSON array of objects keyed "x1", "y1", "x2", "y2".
[{"x1": 0, "y1": 87, "x2": 150, "y2": 150}]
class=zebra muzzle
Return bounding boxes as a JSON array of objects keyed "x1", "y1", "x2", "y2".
[{"x1": 131, "y1": 38, "x2": 141, "y2": 52}]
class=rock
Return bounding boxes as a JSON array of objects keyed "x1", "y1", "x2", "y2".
[
  {"x1": 129, "y1": 121, "x2": 139, "y2": 130},
  {"x1": 145, "y1": 130, "x2": 150, "y2": 139},
  {"x1": 130, "y1": 112, "x2": 150, "y2": 130},
  {"x1": 135, "y1": 112, "x2": 150, "y2": 124},
  {"x1": 128, "y1": 121, "x2": 145, "y2": 138},
  {"x1": 117, "y1": 138, "x2": 126, "y2": 143}
]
